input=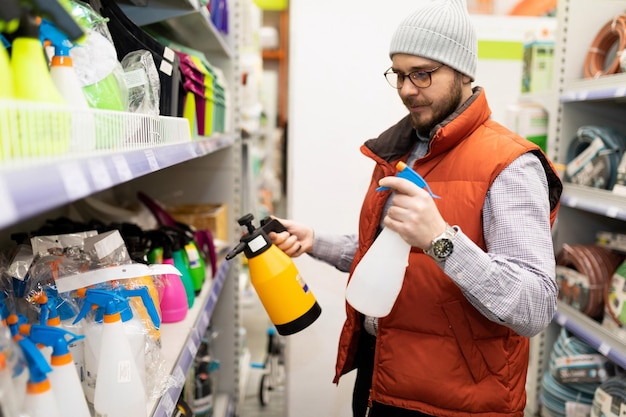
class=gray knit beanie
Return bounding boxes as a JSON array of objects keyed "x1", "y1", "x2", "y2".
[{"x1": 389, "y1": 0, "x2": 478, "y2": 80}]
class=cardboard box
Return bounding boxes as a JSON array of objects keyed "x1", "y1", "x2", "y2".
[{"x1": 168, "y1": 203, "x2": 228, "y2": 241}]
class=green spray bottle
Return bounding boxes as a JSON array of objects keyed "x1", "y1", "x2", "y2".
[
  {"x1": 9, "y1": 0, "x2": 85, "y2": 157},
  {"x1": 0, "y1": 0, "x2": 18, "y2": 161},
  {"x1": 162, "y1": 227, "x2": 196, "y2": 307},
  {"x1": 0, "y1": 37, "x2": 12, "y2": 162}
]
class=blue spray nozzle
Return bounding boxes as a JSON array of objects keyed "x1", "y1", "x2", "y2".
[
  {"x1": 19, "y1": 324, "x2": 83, "y2": 357},
  {"x1": 376, "y1": 161, "x2": 441, "y2": 199},
  {"x1": 72, "y1": 289, "x2": 126, "y2": 325},
  {"x1": 117, "y1": 286, "x2": 161, "y2": 330},
  {"x1": 15, "y1": 334, "x2": 52, "y2": 384},
  {"x1": 7, "y1": 314, "x2": 28, "y2": 337},
  {"x1": 39, "y1": 18, "x2": 74, "y2": 56},
  {"x1": 44, "y1": 288, "x2": 78, "y2": 322}
]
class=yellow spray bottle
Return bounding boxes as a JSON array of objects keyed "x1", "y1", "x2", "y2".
[
  {"x1": 9, "y1": 0, "x2": 85, "y2": 158},
  {"x1": 0, "y1": 38, "x2": 13, "y2": 161},
  {"x1": 226, "y1": 214, "x2": 322, "y2": 336}
]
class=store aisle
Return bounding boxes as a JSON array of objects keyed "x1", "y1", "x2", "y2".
[{"x1": 239, "y1": 272, "x2": 286, "y2": 417}]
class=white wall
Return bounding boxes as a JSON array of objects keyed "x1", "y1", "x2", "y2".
[{"x1": 284, "y1": 2, "x2": 554, "y2": 416}]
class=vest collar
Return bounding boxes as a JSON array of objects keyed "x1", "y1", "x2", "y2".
[{"x1": 363, "y1": 87, "x2": 490, "y2": 164}]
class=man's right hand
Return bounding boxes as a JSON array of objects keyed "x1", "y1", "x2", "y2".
[{"x1": 267, "y1": 217, "x2": 315, "y2": 257}]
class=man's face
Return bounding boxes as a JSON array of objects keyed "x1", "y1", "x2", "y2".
[{"x1": 390, "y1": 54, "x2": 471, "y2": 137}]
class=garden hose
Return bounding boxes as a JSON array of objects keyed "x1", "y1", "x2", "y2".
[
  {"x1": 565, "y1": 126, "x2": 626, "y2": 190},
  {"x1": 556, "y1": 244, "x2": 624, "y2": 319},
  {"x1": 584, "y1": 14, "x2": 626, "y2": 78},
  {"x1": 590, "y1": 377, "x2": 626, "y2": 417}
]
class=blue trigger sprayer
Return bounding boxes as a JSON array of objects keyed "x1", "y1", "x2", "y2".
[
  {"x1": 72, "y1": 288, "x2": 148, "y2": 417},
  {"x1": 376, "y1": 161, "x2": 440, "y2": 198},
  {"x1": 14, "y1": 334, "x2": 62, "y2": 417},
  {"x1": 346, "y1": 161, "x2": 442, "y2": 317},
  {"x1": 18, "y1": 324, "x2": 90, "y2": 417}
]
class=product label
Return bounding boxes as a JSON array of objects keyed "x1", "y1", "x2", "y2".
[
  {"x1": 553, "y1": 354, "x2": 608, "y2": 383},
  {"x1": 117, "y1": 360, "x2": 132, "y2": 383},
  {"x1": 565, "y1": 136, "x2": 605, "y2": 177},
  {"x1": 123, "y1": 69, "x2": 148, "y2": 89},
  {"x1": 185, "y1": 243, "x2": 201, "y2": 268},
  {"x1": 296, "y1": 273, "x2": 309, "y2": 293}
]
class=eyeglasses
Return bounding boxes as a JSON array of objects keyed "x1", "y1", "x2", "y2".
[{"x1": 384, "y1": 66, "x2": 442, "y2": 89}]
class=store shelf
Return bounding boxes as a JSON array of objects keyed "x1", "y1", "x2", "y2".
[
  {"x1": 119, "y1": 0, "x2": 234, "y2": 59},
  {"x1": 561, "y1": 73, "x2": 626, "y2": 103},
  {"x1": 0, "y1": 134, "x2": 236, "y2": 229},
  {"x1": 559, "y1": 183, "x2": 626, "y2": 221},
  {"x1": 150, "y1": 258, "x2": 233, "y2": 417},
  {"x1": 553, "y1": 301, "x2": 626, "y2": 370}
]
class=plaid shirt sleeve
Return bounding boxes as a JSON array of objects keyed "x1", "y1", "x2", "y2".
[
  {"x1": 310, "y1": 232, "x2": 358, "y2": 273},
  {"x1": 443, "y1": 152, "x2": 558, "y2": 337}
]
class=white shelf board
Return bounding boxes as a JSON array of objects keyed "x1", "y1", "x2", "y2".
[
  {"x1": 0, "y1": 135, "x2": 235, "y2": 229},
  {"x1": 149, "y1": 258, "x2": 233, "y2": 417},
  {"x1": 119, "y1": 0, "x2": 234, "y2": 58},
  {"x1": 559, "y1": 183, "x2": 626, "y2": 221},
  {"x1": 554, "y1": 301, "x2": 626, "y2": 370},
  {"x1": 560, "y1": 73, "x2": 626, "y2": 103}
]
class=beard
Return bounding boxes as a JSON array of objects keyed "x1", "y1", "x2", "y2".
[{"x1": 405, "y1": 73, "x2": 464, "y2": 137}]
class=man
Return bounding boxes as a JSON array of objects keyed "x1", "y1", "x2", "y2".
[{"x1": 270, "y1": 0, "x2": 563, "y2": 416}]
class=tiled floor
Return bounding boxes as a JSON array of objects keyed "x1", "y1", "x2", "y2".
[{"x1": 239, "y1": 277, "x2": 286, "y2": 417}]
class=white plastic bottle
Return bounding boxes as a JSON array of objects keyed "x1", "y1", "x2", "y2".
[
  {"x1": 22, "y1": 324, "x2": 90, "y2": 417},
  {"x1": 346, "y1": 227, "x2": 411, "y2": 317},
  {"x1": 15, "y1": 335, "x2": 62, "y2": 417},
  {"x1": 346, "y1": 161, "x2": 439, "y2": 317},
  {"x1": 94, "y1": 306, "x2": 147, "y2": 417},
  {"x1": 75, "y1": 289, "x2": 147, "y2": 417}
]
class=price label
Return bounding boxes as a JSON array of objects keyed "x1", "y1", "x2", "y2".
[
  {"x1": 112, "y1": 155, "x2": 132, "y2": 182},
  {"x1": 58, "y1": 162, "x2": 90, "y2": 200},
  {"x1": 606, "y1": 206, "x2": 620, "y2": 218},
  {"x1": 0, "y1": 177, "x2": 17, "y2": 226},
  {"x1": 144, "y1": 149, "x2": 159, "y2": 171},
  {"x1": 89, "y1": 158, "x2": 112, "y2": 190},
  {"x1": 598, "y1": 342, "x2": 611, "y2": 356}
]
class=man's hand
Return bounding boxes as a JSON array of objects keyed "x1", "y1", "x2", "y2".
[
  {"x1": 267, "y1": 217, "x2": 315, "y2": 257},
  {"x1": 378, "y1": 176, "x2": 447, "y2": 250}
]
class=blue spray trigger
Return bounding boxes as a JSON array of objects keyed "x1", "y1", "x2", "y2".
[{"x1": 376, "y1": 161, "x2": 441, "y2": 199}]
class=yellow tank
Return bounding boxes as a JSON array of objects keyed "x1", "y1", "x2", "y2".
[{"x1": 227, "y1": 214, "x2": 321, "y2": 335}]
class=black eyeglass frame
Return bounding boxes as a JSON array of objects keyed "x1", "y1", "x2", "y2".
[{"x1": 383, "y1": 66, "x2": 443, "y2": 89}]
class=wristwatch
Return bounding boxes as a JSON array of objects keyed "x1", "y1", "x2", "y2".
[{"x1": 425, "y1": 224, "x2": 458, "y2": 262}]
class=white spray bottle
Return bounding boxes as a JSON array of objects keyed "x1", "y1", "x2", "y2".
[
  {"x1": 346, "y1": 161, "x2": 441, "y2": 317},
  {"x1": 75, "y1": 285, "x2": 160, "y2": 404},
  {"x1": 14, "y1": 334, "x2": 62, "y2": 417},
  {"x1": 0, "y1": 322, "x2": 26, "y2": 417},
  {"x1": 73, "y1": 289, "x2": 147, "y2": 417},
  {"x1": 18, "y1": 324, "x2": 90, "y2": 417}
]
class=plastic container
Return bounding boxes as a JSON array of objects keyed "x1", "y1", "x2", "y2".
[
  {"x1": 346, "y1": 227, "x2": 411, "y2": 317},
  {"x1": 75, "y1": 289, "x2": 147, "y2": 417},
  {"x1": 346, "y1": 161, "x2": 439, "y2": 317},
  {"x1": 20, "y1": 324, "x2": 90, "y2": 417},
  {"x1": 0, "y1": 41, "x2": 13, "y2": 161},
  {"x1": 16, "y1": 335, "x2": 62, "y2": 417}
]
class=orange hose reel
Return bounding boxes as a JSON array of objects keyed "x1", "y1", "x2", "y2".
[{"x1": 584, "y1": 14, "x2": 626, "y2": 79}]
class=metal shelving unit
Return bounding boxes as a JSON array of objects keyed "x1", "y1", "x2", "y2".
[
  {"x1": 0, "y1": 0, "x2": 245, "y2": 415},
  {"x1": 533, "y1": 0, "x2": 626, "y2": 415}
]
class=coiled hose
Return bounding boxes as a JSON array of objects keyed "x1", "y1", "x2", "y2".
[
  {"x1": 584, "y1": 14, "x2": 626, "y2": 78},
  {"x1": 556, "y1": 243, "x2": 624, "y2": 319},
  {"x1": 565, "y1": 126, "x2": 626, "y2": 190}
]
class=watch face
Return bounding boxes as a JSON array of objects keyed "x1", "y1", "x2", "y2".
[{"x1": 433, "y1": 238, "x2": 453, "y2": 259}]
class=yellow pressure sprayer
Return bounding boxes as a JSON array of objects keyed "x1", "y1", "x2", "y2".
[{"x1": 226, "y1": 214, "x2": 321, "y2": 335}]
